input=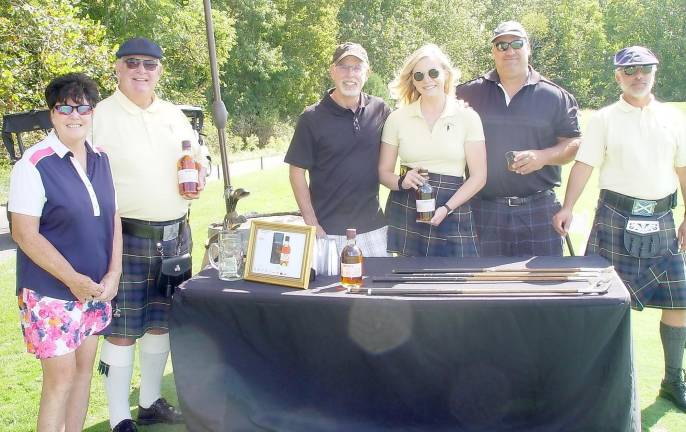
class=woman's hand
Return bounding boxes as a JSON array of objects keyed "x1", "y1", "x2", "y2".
[
  {"x1": 67, "y1": 273, "x2": 104, "y2": 303},
  {"x1": 96, "y1": 271, "x2": 121, "y2": 302},
  {"x1": 402, "y1": 168, "x2": 429, "y2": 190},
  {"x1": 429, "y1": 205, "x2": 449, "y2": 226}
]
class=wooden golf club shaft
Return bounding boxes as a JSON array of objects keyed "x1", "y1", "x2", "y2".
[
  {"x1": 393, "y1": 271, "x2": 605, "y2": 278},
  {"x1": 361, "y1": 285, "x2": 605, "y2": 296},
  {"x1": 372, "y1": 275, "x2": 606, "y2": 283},
  {"x1": 392, "y1": 267, "x2": 612, "y2": 274}
]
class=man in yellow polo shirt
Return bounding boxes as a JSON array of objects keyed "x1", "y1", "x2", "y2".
[
  {"x1": 553, "y1": 46, "x2": 686, "y2": 411},
  {"x1": 92, "y1": 37, "x2": 206, "y2": 432}
]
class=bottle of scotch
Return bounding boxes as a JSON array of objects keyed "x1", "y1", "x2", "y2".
[
  {"x1": 177, "y1": 140, "x2": 199, "y2": 196},
  {"x1": 340, "y1": 228, "x2": 363, "y2": 291},
  {"x1": 415, "y1": 168, "x2": 435, "y2": 223},
  {"x1": 280, "y1": 236, "x2": 291, "y2": 267}
]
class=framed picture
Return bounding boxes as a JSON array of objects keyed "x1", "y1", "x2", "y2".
[{"x1": 244, "y1": 221, "x2": 316, "y2": 289}]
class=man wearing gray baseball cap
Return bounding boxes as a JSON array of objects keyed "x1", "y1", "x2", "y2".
[
  {"x1": 285, "y1": 42, "x2": 391, "y2": 258},
  {"x1": 554, "y1": 46, "x2": 686, "y2": 412},
  {"x1": 456, "y1": 20, "x2": 581, "y2": 257}
]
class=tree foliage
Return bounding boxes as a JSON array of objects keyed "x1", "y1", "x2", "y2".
[
  {"x1": 218, "y1": 0, "x2": 339, "y2": 148},
  {"x1": 79, "y1": 0, "x2": 235, "y2": 106},
  {"x1": 604, "y1": 0, "x2": 686, "y2": 102},
  {"x1": 1, "y1": 0, "x2": 685, "y2": 154},
  {"x1": 0, "y1": 0, "x2": 111, "y2": 112}
]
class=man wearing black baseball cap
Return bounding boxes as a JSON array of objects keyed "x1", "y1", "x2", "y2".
[
  {"x1": 93, "y1": 37, "x2": 205, "y2": 431},
  {"x1": 456, "y1": 20, "x2": 581, "y2": 257},
  {"x1": 555, "y1": 46, "x2": 686, "y2": 411},
  {"x1": 285, "y1": 42, "x2": 391, "y2": 258}
]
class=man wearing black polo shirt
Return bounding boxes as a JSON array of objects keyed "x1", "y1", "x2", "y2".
[
  {"x1": 456, "y1": 21, "x2": 580, "y2": 256},
  {"x1": 286, "y1": 42, "x2": 390, "y2": 256}
]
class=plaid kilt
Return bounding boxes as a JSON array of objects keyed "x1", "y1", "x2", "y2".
[
  {"x1": 385, "y1": 173, "x2": 479, "y2": 257},
  {"x1": 105, "y1": 221, "x2": 192, "y2": 338},
  {"x1": 586, "y1": 201, "x2": 686, "y2": 310},
  {"x1": 471, "y1": 191, "x2": 563, "y2": 257}
]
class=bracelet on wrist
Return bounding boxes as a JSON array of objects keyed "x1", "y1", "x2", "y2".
[
  {"x1": 397, "y1": 174, "x2": 407, "y2": 191},
  {"x1": 442, "y1": 203, "x2": 454, "y2": 215}
]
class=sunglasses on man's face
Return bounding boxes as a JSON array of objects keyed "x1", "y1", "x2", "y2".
[
  {"x1": 124, "y1": 57, "x2": 160, "y2": 71},
  {"x1": 335, "y1": 63, "x2": 365, "y2": 74},
  {"x1": 54, "y1": 104, "x2": 93, "y2": 115},
  {"x1": 622, "y1": 65, "x2": 654, "y2": 76},
  {"x1": 413, "y1": 68, "x2": 440, "y2": 82},
  {"x1": 494, "y1": 39, "x2": 526, "y2": 52}
]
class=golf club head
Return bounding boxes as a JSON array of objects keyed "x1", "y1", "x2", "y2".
[
  {"x1": 226, "y1": 187, "x2": 250, "y2": 213},
  {"x1": 232, "y1": 188, "x2": 250, "y2": 200}
]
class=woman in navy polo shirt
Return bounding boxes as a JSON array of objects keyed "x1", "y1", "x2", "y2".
[{"x1": 9, "y1": 73, "x2": 121, "y2": 431}]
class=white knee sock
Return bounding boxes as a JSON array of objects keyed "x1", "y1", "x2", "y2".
[
  {"x1": 100, "y1": 340, "x2": 135, "y2": 429},
  {"x1": 138, "y1": 333, "x2": 170, "y2": 409}
]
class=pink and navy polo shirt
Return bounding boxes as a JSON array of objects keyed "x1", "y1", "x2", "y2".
[{"x1": 9, "y1": 131, "x2": 117, "y2": 301}]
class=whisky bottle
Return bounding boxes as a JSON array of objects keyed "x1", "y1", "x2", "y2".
[
  {"x1": 415, "y1": 168, "x2": 435, "y2": 223},
  {"x1": 280, "y1": 236, "x2": 291, "y2": 267},
  {"x1": 340, "y1": 228, "x2": 363, "y2": 291},
  {"x1": 177, "y1": 140, "x2": 199, "y2": 196}
]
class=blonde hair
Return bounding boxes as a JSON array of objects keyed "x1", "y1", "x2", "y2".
[{"x1": 388, "y1": 44, "x2": 461, "y2": 107}]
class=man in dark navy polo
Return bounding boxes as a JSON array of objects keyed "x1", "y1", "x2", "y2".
[
  {"x1": 456, "y1": 21, "x2": 581, "y2": 256},
  {"x1": 286, "y1": 42, "x2": 390, "y2": 257}
]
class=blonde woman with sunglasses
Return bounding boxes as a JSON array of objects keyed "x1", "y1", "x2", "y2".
[{"x1": 379, "y1": 44, "x2": 487, "y2": 257}]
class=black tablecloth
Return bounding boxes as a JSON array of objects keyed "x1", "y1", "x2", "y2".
[{"x1": 170, "y1": 256, "x2": 640, "y2": 432}]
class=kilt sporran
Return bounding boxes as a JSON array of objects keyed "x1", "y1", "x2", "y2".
[{"x1": 623, "y1": 216, "x2": 668, "y2": 259}]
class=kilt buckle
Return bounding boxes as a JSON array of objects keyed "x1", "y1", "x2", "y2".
[
  {"x1": 632, "y1": 199, "x2": 657, "y2": 216},
  {"x1": 506, "y1": 196, "x2": 522, "y2": 207}
]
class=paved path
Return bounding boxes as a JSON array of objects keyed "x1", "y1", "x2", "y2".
[
  {"x1": 0, "y1": 154, "x2": 286, "y2": 263},
  {"x1": 0, "y1": 205, "x2": 14, "y2": 262}
]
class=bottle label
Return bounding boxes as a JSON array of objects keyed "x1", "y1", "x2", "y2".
[
  {"x1": 416, "y1": 199, "x2": 435, "y2": 212},
  {"x1": 341, "y1": 263, "x2": 362, "y2": 278},
  {"x1": 178, "y1": 169, "x2": 199, "y2": 184}
]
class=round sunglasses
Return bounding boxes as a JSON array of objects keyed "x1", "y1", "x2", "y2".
[
  {"x1": 413, "y1": 68, "x2": 440, "y2": 82},
  {"x1": 622, "y1": 65, "x2": 654, "y2": 76},
  {"x1": 124, "y1": 57, "x2": 160, "y2": 71},
  {"x1": 54, "y1": 104, "x2": 93, "y2": 115},
  {"x1": 494, "y1": 39, "x2": 526, "y2": 52}
]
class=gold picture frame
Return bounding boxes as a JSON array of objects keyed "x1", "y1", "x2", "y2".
[{"x1": 244, "y1": 221, "x2": 316, "y2": 289}]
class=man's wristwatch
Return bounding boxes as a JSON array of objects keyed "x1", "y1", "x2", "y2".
[{"x1": 442, "y1": 203, "x2": 454, "y2": 215}]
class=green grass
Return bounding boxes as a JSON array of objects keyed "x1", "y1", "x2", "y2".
[
  {"x1": 0, "y1": 167, "x2": 297, "y2": 432},
  {"x1": 3, "y1": 105, "x2": 686, "y2": 430},
  {"x1": 0, "y1": 161, "x2": 10, "y2": 204}
]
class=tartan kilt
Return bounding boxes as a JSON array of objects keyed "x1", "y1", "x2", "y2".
[
  {"x1": 385, "y1": 173, "x2": 479, "y2": 257},
  {"x1": 104, "y1": 221, "x2": 192, "y2": 338},
  {"x1": 586, "y1": 201, "x2": 686, "y2": 310}
]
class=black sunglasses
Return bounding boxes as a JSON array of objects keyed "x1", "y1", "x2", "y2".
[
  {"x1": 124, "y1": 57, "x2": 160, "y2": 71},
  {"x1": 413, "y1": 68, "x2": 440, "y2": 82},
  {"x1": 494, "y1": 39, "x2": 526, "y2": 52},
  {"x1": 622, "y1": 65, "x2": 654, "y2": 76},
  {"x1": 54, "y1": 104, "x2": 93, "y2": 115}
]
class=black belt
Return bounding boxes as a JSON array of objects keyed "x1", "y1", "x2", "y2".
[
  {"x1": 121, "y1": 217, "x2": 187, "y2": 242},
  {"x1": 600, "y1": 189, "x2": 676, "y2": 216},
  {"x1": 482, "y1": 189, "x2": 555, "y2": 207}
]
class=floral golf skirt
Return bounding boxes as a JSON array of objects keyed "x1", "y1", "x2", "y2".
[{"x1": 18, "y1": 288, "x2": 112, "y2": 359}]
